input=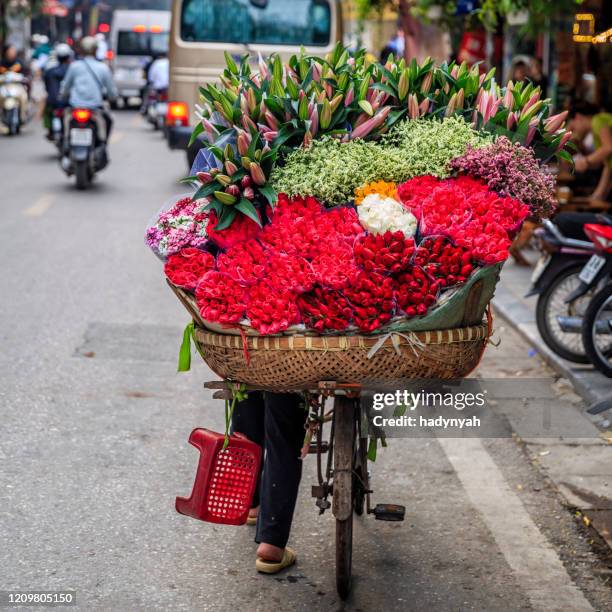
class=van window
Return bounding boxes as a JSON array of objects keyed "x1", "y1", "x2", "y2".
[
  {"x1": 180, "y1": 0, "x2": 331, "y2": 46},
  {"x1": 117, "y1": 31, "x2": 169, "y2": 56}
]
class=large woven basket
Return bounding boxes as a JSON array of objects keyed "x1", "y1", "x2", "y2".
[{"x1": 193, "y1": 323, "x2": 490, "y2": 392}]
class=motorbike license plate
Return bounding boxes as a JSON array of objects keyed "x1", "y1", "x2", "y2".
[
  {"x1": 70, "y1": 128, "x2": 93, "y2": 146},
  {"x1": 531, "y1": 254, "x2": 551, "y2": 284},
  {"x1": 579, "y1": 254, "x2": 606, "y2": 284}
]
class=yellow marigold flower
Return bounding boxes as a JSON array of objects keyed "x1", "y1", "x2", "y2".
[{"x1": 354, "y1": 180, "x2": 398, "y2": 205}]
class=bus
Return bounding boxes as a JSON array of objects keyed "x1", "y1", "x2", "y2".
[
  {"x1": 109, "y1": 9, "x2": 171, "y2": 104},
  {"x1": 166, "y1": 0, "x2": 343, "y2": 166}
]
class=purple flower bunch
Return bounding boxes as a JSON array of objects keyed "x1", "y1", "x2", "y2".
[
  {"x1": 450, "y1": 137, "x2": 556, "y2": 220},
  {"x1": 145, "y1": 196, "x2": 210, "y2": 259}
]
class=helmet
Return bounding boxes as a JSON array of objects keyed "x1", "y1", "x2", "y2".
[
  {"x1": 55, "y1": 43, "x2": 73, "y2": 59},
  {"x1": 80, "y1": 36, "x2": 98, "y2": 55}
]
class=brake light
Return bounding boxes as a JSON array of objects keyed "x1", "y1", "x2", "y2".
[
  {"x1": 106, "y1": 50, "x2": 114, "y2": 60},
  {"x1": 167, "y1": 101, "x2": 189, "y2": 126},
  {"x1": 72, "y1": 108, "x2": 92, "y2": 123},
  {"x1": 150, "y1": 25, "x2": 163, "y2": 33},
  {"x1": 133, "y1": 24, "x2": 146, "y2": 32},
  {"x1": 584, "y1": 224, "x2": 612, "y2": 253},
  {"x1": 99, "y1": 23, "x2": 110, "y2": 33}
]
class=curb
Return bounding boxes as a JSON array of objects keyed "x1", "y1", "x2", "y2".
[{"x1": 492, "y1": 285, "x2": 610, "y2": 408}]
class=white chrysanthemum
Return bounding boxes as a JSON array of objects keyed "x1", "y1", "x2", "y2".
[{"x1": 358, "y1": 194, "x2": 417, "y2": 238}]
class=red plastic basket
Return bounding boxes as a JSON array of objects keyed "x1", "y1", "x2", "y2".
[{"x1": 176, "y1": 428, "x2": 262, "y2": 525}]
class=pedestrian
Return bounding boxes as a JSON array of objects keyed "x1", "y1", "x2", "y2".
[
  {"x1": 528, "y1": 57, "x2": 548, "y2": 96},
  {"x1": 59, "y1": 36, "x2": 117, "y2": 142},
  {"x1": 568, "y1": 100, "x2": 612, "y2": 201},
  {"x1": 510, "y1": 58, "x2": 529, "y2": 85}
]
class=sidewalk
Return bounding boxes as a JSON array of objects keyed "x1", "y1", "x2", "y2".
[{"x1": 492, "y1": 256, "x2": 612, "y2": 550}]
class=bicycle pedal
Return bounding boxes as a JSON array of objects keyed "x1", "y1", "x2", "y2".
[
  {"x1": 372, "y1": 504, "x2": 405, "y2": 521},
  {"x1": 308, "y1": 441, "x2": 329, "y2": 454}
]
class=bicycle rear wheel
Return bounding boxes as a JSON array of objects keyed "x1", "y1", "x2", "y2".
[{"x1": 333, "y1": 395, "x2": 356, "y2": 600}]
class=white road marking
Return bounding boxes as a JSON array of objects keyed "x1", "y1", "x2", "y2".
[
  {"x1": 438, "y1": 438, "x2": 593, "y2": 612},
  {"x1": 24, "y1": 194, "x2": 55, "y2": 217},
  {"x1": 110, "y1": 131, "x2": 125, "y2": 145}
]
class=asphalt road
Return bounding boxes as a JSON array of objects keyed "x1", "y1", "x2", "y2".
[{"x1": 1, "y1": 113, "x2": 611, "y2": 611}]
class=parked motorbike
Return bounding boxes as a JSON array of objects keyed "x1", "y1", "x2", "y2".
[
  {"x1": 0, "y1": 71, "x2": 27, "y2": 135},
  {"x1": 60, "y1": 108, "x2": 109, "y2": 190},
  {"x1": 528, "y1": 215, "x2": 611, "y2": 363},
  {"x1": 580, "y1": 224, "x2": 612, "y2": 377}
]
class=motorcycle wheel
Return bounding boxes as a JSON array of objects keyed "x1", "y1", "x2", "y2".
[
  {"x1": 582, "y1": 284, "x2": 612, "y2": 378},
  {"x1": 75, "y1": 160, "x2": 91, "y2": 190},
  {"x1": 535, "y1": 265, "x2": 590, "y2": 363}
]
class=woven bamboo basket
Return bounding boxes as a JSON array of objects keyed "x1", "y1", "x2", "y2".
[
  {"x1": 192, "y1": 324, "x2": 489, "y2": 392},
  {"x1": 168, "y1": 282, "x2": 491, "y2": 391}
]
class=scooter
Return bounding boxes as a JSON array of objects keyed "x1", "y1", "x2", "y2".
[
  {"x1": 527, "y1": 216, "x2": 610, "y2": 363},
  {"x1": 143, "y1": 86, "x2": 168, "y2": 131},
  {"x1": 0, "y1": 71, "x2": 27, "y2": 135},
  {"x1": 60, "y1": 108, "x2": 110, "y2": 190},
  {"x1": 48, "y1": 107, "x2": 64, "y2": 155}
]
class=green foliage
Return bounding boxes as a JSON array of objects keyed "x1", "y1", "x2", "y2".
[{"x1": 271, "y1": 117, "x2": 491, "y2": 206}]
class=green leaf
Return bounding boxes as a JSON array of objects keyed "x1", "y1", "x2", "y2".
[
  {"x1": 258, "y1": 184, "x2": 278, "y2": 206},
  {"x1": 178, "y1": 322, "x2": 194, "y2": 372},
  {"x1": 192, "y1": 181, "x2": 219, "y2": 200},
  {"x1": 393, "y1": 404, "x2": 408, "y2": 418},
  {"x1": 236, "y1": 198, "x2": 263, "y2": 227},
  {"x1": 214, "y1": 206, "x2": 237, "y2": 230},
  {"x1": 188, "y1": 122, "x2": 204, "y2": 147},
  {"x1": 370, "y1": 82, "x2": 397, "y2": 97},
  {"x1": 179, "y1": 175, "x2": 198, "y2": 184},
  {"x1": 208, "y1": 146, "x2": 224, "y2": 161},
  {"x1": 555, "y1": 149, "x2": 573, "y2": 164}
]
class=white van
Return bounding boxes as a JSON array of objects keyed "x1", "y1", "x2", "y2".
[{"x1": 109, "y1": 9, "x2": 171, "y2": 102}]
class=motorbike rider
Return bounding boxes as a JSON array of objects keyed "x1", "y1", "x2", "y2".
[
  {"x1": 59, "y1": 36, "x2": 117, "y2": 143},
  {"x1": 0, "y1": 44, "x2": 29, "y2": 124},
  {"x1": 43, "y1": 43, "x2": 73, "y2": 140},
  {"x1": 147, "y1": 50, "x2": 169, "y2": 95}
]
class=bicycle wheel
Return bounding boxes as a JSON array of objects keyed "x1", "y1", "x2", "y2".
[
  {"x1": 582, "y1": 284, "x2": 612, "y2": 377},
  {"x1": 333, "y1": 395, "x2": 356, "y2": 600}
]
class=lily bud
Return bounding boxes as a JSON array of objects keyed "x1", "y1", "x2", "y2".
[
  {"x1": 263, "y1": 130, "x2": 278, "y2": 142},
  {"x1": 226, "y1": 184, "x2": 241, "y2": 198},
  {"x1": 241, "y1": 114, "x2": 257, "y2": 133},
  {"x1": 524, "y1": 117, "x2": 539, "y2": 146},
  {"x1": 309, "y1": 107, "x2": 319, "y2": 137},
  {"x1": 420, "y1": 71, "x2": 433, "y2": 95},
  {"x1": 344, "y1": 85, "x2": 355, "y2": 107},
  {"x1": 557, "y1": 130, "x2": 573, "y2": 151},
  {"x1": 544, "y1": 110, "x2": 568, "y2": 134},
  {"x1": 250, "y1": 162, "x2": 266, "y2": 186},
  {"x1": 408, "y1": 94, "x2": 419, "y2": 119},
  {"x1": 241, "y1": 175, "x2": 252, "y2": 189},
  {"x1": 243, "y1": 186, "x2": 255, "y2": 200},
  {"x1": 398, "y1": 69, "x2": 409, "y2": 101},
  {"x1": 224, "y1": 160, "x2": 238, "y2": 176},
  {"x1": 320, "y1": 98, "x2": 332, "y2": 129},
  {"x1": 196, "y1": 171, "x2": 213, "y2": 184},
  {"x1": 247, "y1": 88, "x2": 257, "y2": 113},
  {"x1": 503, "y1": 87, "x2": 514, "y2": 110},
  {"x1": 215, "y1": 190, "x2": 237, "y2": 206},
  {"x1": 303, "y1": 130, "x2": 313, "y2": 147},
  {"x1": 241, "y1": 156, "x2": 252, "y2": 170},
  {"x1": 330, "y1": 94, "x2": 343, "y2": 113},
  {"x1": 216, "y1": 174, "x2": 232, "y2": 186},
  {"x1": 237, "y1": 131, "x2": 250, "y2": 157},
  {"x1": 506, "y1": 111, "x2": 517, "y2": 130},
  {"x1": 264, "y1": 110, "x2": 279, "y2": 131},
  {"x1": 350, "y1": 106, "x2": 391, "y2": 140}
]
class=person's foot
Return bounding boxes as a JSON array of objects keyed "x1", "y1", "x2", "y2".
[
  {"x1": 246, "y1": 506, "x2": 259, "y2": 526},
  {"x1": 256, "y1": 542, "x2": 284, "y2": 562},
  {"x1": 509, "y1": 244, "x2": 531, "y2": 266}
]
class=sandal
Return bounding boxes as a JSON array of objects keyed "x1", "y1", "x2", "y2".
[
  {"x1": 246, "y1": 515, "x2": 257, "y2": 526},
  {"x1": 255, "y1": 547, "x2": 296, "y2": 574}
]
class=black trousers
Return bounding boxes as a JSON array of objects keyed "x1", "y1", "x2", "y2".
[{"x1": 231, "y1": 392, "x2": 305, "y2": 549}]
